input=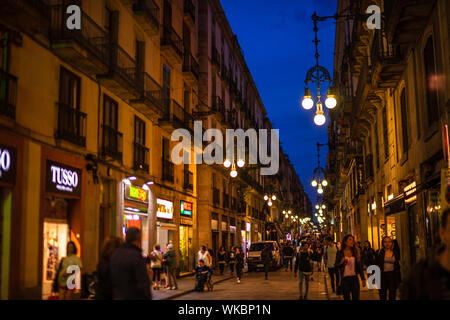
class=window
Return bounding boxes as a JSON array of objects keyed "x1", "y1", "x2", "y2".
[
  {"x1": 134, "y1": 116, "x2": 148, "y2": 172},
  {"x1": 162, "y1": 65, "x2": 171, "y2": 112},
  {"x1": 400, "y1": 88, "x2": 409, "y2": 154},
  {"x1": 382, "y1": 106, "x2": 389, "y2": 160},
  {"x1": 59, "y1": 67, "x2": 80, "y2": 109},
  {"x1": 374, "y1": 122, "x2": 380, "y2": 169},
  {"x1": 163, "y1": 0, "x2": 172, "y2": 27},
  {"x1": 135, "y1": 116, "x2": 145, "y2": 146},
  {"x1": 423, "y1": 36, "x2": 439, "y2": 126},
  {"x1": 103, "y1": 95, "x2": 118, "y2": 129}
]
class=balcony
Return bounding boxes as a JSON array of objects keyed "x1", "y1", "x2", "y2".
[
  {"x1": 237, "y1": 200, "x2": 246, "y2": 216},
  {"x1": 159, "y1": 99, "x2": 194, "y2": 132},
  {"x1": 211, "y1": 46, "x2": 220, "y2": 72},
  {"x1": 183, "y1": 0, "x2": 195, "y2": 27},
  {"x1": 161, "y1": 25, "x2": 183, "y2": 64},
  {"x1": 0, "y1": 0, "x2": 50, "y2": 35},
  {"x1": 162, "y1": 159, "x2": 174, "y2": 183},
  {"x1": 222, "y1": 193, "x2": 229, "y2": 208},
  {"x1": 231, "y1": 197, "x2": 237, "y2": 211},
  {"x1": 101, "y1": 125, "x2": 123, "y2": 163},
  {"x1": 370, "y1": 30, "x2": 405, "y2": 89},
  {"x1": 385, "y1": 0, "x2": 437, "y2": 47},
  {"x1": 183, "y1": 52, "x2": 199, "y2": 83},
  {"x1": 211, "y1": 96, "x2": 225, "y2": 118},
  {"x1": 0, "y1": 69, "x2": 18, "y2": 119},
  {"x1": 213, "y1": 188, "x2": 220, "y2": 206},
  {"x1": 134, "y1": 142, "x2": 149, "y2": 172},
  {"x1": 132, "y1": 0, "x2": 160, "y2": 36},
  {"x1": 97, "y1": 43, "x2": 141, "y2": 101},
  {"x1": 130, "y1": 72, "x2": 164, "y2": 120},
  {"x1": 183, "y1": 170, "x2": 193, "y2": 191},
  {"x1": 55, "y1": 103, "x2": 87, "y2": 147}
]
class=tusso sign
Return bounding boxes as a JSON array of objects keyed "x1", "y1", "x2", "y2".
[
  {"x1": 0, "y1": 144, "x2": 17, "y2": 185},
  {"x1": 46, "y1": 160, "x2": 82, "y2": 197}
]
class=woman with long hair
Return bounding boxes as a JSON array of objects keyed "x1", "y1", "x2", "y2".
[
  {"x1": 150, "y1": 244, "x2": 163, "y2": 290},
  {"x1": 55, "y1": 241, "x2": 83, "y2": 300},
  {"x1": 335, "y1": 234, "x2": 366, "y2": 300},
  {"x1": 235, "y1": 247, "x2": 245, "y2": 284},
  {"x1": 95, "y1": 236, "x2": 123, "y2": 300},
  {"x1": 218, "y1": 246, "x2": 227, "y2": 275},
  {"x1": 376, "y1": 236, "x2": 401, "y2": 300}
]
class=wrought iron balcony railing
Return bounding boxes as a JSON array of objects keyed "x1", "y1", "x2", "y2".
[
  {"x1": 183, "y1": 52, "x2": 199, "y2": 79},
  {"x1": 134, "y1": 142, "x2": 150, "y2": 172},
  {"x1": 56, "y1": 103, "x2": 87, "y2": 147},
  {"x1": 102, "y1": 124, "x2": 123, "y2": 162},
  {"x1": 162, "y1": 158, "x2": 174, "y2": 182},
  {"x1": 161, "y1": 25, "x2": 183, "y2": 58}
]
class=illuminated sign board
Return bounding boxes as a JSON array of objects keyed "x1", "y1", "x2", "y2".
[
  {"x1": 180, "y1": 201, "x2": 192, "y2": 217},
  {"x1": 404, "y1": 182, "x2": 417, "y2": 204},
  {"x1": 157, "y1": 198, "x2": 173, "y2": 220},
  {"x1": 46, "y1": 160, "x2": 82, "y2": 197},
  {"x1": 0, "y1": 144, "x2": 17, "y2": 185},
  {"x1": 125, "y1": 185, "x2": 148, "y2": 203}
]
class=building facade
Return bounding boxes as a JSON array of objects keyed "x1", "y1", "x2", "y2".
[
  {"x1": 326, "y1": 0, "x2": 450, "y2": 278},
  {"x1": 0, "y1": 0, "x2": 310, "y2": 299}
]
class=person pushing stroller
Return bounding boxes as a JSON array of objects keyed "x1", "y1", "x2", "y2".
[{"x1": 193, "y1": 260, "x2": 214, "y2": 292}]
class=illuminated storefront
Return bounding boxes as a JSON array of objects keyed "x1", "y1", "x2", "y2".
[
  {"x1": 40, "y1": 149, "x2": 85, "y2": 300},
  {"x1": 122, "y1": 184, "x2": 149, "y2": 254},
  {"x1": 156, "y1": 198, "x2": 175, "y2": 251},
  {"x1": 179, "y1": 201, "x2": 194, "y2": 274}
]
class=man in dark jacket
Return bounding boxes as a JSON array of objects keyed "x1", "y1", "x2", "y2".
[
  {"x1": 282, "y1": 243, "x2": 294, "y2": 272},
  {"x1": 261, "y1": 244, "x2": 273, "y2": 280},
  {"x1": 401, "y1": 209, "x2": 450, "y2": 300},
  {"x1": 110, "y1": 228, "x2": 151, "y2": 300}
]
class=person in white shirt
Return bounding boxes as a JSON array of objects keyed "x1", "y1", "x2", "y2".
[
  {"x1": 197, "y1": 246, "x2": 212, "y2": 267},
  {"x1": 325, "y1": 236, "x2": 338, "y2": 294}
]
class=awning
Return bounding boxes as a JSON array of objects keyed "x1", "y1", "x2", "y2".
[{"x1": 383, "y1": 194, "x2": 405, "y2": 216}]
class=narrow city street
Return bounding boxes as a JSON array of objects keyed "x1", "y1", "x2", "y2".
[{"x1": 161, "y1": 268, "x2": 379, "y2": 300}]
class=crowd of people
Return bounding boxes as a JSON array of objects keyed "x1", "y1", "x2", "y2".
[
  {"x1": 49, "y1": 208, "x2": 450, "y2": 300},
  {"x1": 280, "y1": 208, "x2": 450, "y2": 300}
]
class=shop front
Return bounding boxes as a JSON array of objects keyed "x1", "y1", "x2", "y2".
[
  {"x1": 229, "y1": 218, "x2": 236, "y2": 248},
  {"x1": 122, "y1": 183, "x2": 150, "y2": 255},
  {"x1": 211, "y1": 214, "x2": 219, "y2": 261},
  {"x1": 156, "y1": 198, "x2": 175, "y2": 251},
  {"x1": 221, "y1": 216, "x2": 228, "y2": 249},
  {"x1": 0, "y1": 143, "x2": 17, "y2": 300},
  {"x1": 41, "y1": 156, "x2": 84, "y2": 299},
  {"x1": 179, "y1": 200, "x2": 194, "y2": 274}
]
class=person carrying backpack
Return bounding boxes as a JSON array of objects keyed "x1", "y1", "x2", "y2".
[{"x1": 294, "y1": 241, "x2": 313, "y2": 300}]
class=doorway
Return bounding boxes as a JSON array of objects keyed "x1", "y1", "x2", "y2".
[{"x1": 0, "y1": 187, "x2": 12, "y2": 300}]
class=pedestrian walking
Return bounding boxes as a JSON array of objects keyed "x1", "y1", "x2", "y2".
[
  {"x1": 110, "y1": 227, "x2": 151, "y2": 300},
  {"x1": 361, "y1": 240, "x2": 377, "y2": 286},
  {"x1": 150, "y1": 244, "x2": 163, "y2": 290},
  {"x1": 375, "y1": 236, "x2": 401, "y2": 300},
  {"x1": 324, "y1": 236, "x2": 338, "y2": 295},
  {"x1": 294, "y1": 241, "x2": 313, "y2": 300},
  {"x1": 400, "y1": 209, "x2": 450, "y2": 299},
  {"x1": 235, "y1": 247, "x2": 245, "y2": 283},
  {"x1": 218, "y1": 246, "x2": 227, "y2": 275},
  {"x1": 163, "y1": 243, "x2": 178, "y2": 290},
  {"x1": 228, "y1": 247, "x2": 236, "y2": 275},
  {"x1": 53, "y1": 241, "x2": 83, "y2": 300},
  {"x1": 261, "y1": 244, "x2": 273, "y2": 280},
  {"x1": 95, "y1": 236, "x2": 123, "y2": 300},
  {"x1": 282, "y1": 243, "x2": 294, "y2": 272},
  {"x1": 335, "y1": 234, "x2": 366, "y2": 300}
]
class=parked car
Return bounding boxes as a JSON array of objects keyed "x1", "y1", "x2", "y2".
[{"x1": 247, "y1": 241, "x2": 281, "y2": 272}]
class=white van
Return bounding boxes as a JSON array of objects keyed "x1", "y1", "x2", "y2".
[{"x1": 247, "y1": 241, "x2": 281, "y2": 272}]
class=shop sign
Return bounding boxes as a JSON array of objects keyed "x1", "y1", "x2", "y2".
[
  {"x1": 180, "y1": 201, "x2": 193, "y2": 217},
  {"x1": 0, "y1": 144, "x2": 17, "y2": 185},
  {"x1": 125, "y1": 185, "x2": 148, "y2": 204},
  {"x1": 229, "y1": 225, "x2": 236, "y2": 233},
  {"x1": 211, "y1": 219, "x2": 218, "y2": 230},
  {"x1": 46, "y1": 160, "x2": 82, "y2": 197},
  {"x1": 157, "y1": 198, "x2": 173, "y2": 220},
  {"x1": 246, "y1": 222, "x2": 251, "y2": 232},
  {"x1": 384, "y1": 196, "x2": 405, "y2": 216},
  {"x1": 404, "y1": 182, "x2": 417, "y2": 204},
  {"x1": 221, "y1": 221, "x2": 227, "y2": 231}
]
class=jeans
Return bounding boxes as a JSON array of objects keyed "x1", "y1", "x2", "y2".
[
  {"x1": 219, "y1": 262, "x2": 225, "y2": 274},
  {"x1": 167, "y1": 267, "x2": 177, "y2": 289},
  {"x1": 284, "y1": 257, "x2": 293, "y2": 271},
  {"x1": 229, "y1": 262, "x2": 235, "y2": 273},
  {"x1": 342, "y1": 276, "x2": 360, "y2": 300},
  {"x1": 327, "y1": 267, "x2": 338, "y2": 292},
  {"x1": 152, "y1": 268, "x2": 162, "y2": 282},
  {"x1": 236, "y1": 266, "x2": 243, "y2": 280},
  {"x1": 298, "y1": 271, "x2": 310, "y2": 298},
  {"x1": 379, "y1": 271, "x2": 398, "y2": 300}
]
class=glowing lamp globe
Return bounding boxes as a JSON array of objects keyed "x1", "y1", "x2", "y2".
[
  {"x1": 322, "y1": 179, "x2": 328, "y2": 187},
  {"x1": 230, "y1": 170, "x2": 238, "y2": 178},
  {"x1": 223, "y1": 159, "x2": 232, "y2": 168},
  {"x1": 237, "y1": 159, "x2": 245, "y2": 168},
  {"x1": 325, "y1": 96, "x2": 337, "y2": 109},
  {"x1": 311, "y1": 179, "x2": 318, "y2": 187},
  {"x1": 314, "y1": 112, "x2": 326, "y2": 126}
]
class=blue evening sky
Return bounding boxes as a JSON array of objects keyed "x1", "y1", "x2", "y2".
[{"x1": 220, "y1": 0, "x2": 337, "y2": 210}]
